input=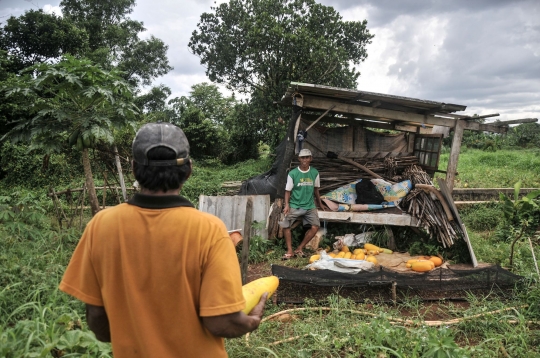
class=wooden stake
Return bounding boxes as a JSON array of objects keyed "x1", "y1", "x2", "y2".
[
  {"x1": 446, "y1": 119, "x2": 465, "y2": 191},
  {"x1": 79, "y1": 184, "x2": 86, "y2": 230},
  {"x1": 114, "y1": 145, "x2": 128, "y2": 202},
  {"x1": 528, "y1": 236, "x2": 540, "y2": 278},
  {"x1": 241, "y1": 197, "x2": 253, "y2": 285}
]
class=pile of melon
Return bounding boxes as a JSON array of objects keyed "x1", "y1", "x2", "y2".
[
  {"x1": 309, "y1": 243, "x2": 393, "y2": 266},
  {"x1": 406, "y1": 256, "x2": 443, "y2": 272}
]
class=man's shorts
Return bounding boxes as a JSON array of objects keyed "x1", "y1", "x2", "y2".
[{"x1": 279, "y1": 207, "x2": 320, "y2": 229}]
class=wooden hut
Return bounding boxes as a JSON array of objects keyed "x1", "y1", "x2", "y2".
[{"x1": 270, "y1": 82, "x2": 535, "y2": 230}]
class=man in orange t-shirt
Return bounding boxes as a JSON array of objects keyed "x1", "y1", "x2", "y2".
[{"x1": 59, "y1": 123, "x2": 266, "y2": 357}]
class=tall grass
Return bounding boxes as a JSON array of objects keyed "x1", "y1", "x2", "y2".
[
  {"x1": 1, "y1": 150, "x2": 539, "y2": 357},
  {"x1": 435, "y1": 148, "x2": 540, "y2": 188}
]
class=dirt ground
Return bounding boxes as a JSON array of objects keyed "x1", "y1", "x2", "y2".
[{"x1": 246, "y1": 261, "x2": 515, "y2": 322}]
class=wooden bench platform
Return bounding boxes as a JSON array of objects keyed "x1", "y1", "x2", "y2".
[{"x1": 317, "y1": 210, "x2": 419, "y2": 227}]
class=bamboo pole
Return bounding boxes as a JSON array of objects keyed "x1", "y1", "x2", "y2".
[{"x1": 114, "y1": 145, "x2": 128, "y2": 202}]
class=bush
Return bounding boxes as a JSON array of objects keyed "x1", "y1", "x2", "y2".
[{"x1": 460, "y1": 203, "x2": 503, "y2": 232}]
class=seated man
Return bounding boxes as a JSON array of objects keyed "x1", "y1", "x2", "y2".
[{"x1": 280, "y1": 149, "x2": 323, "y2": 259}]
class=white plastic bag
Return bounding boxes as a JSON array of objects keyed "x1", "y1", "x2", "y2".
[
  {"x1": 334, "y1": 231, "x2": 375, "y2": 249},
  {"x1": 306, "y1": 251, "x2": 376, "y2": 273}
]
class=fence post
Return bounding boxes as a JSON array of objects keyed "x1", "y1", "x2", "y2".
[{"x1": 241, "y1": 197, "x2": 253, "y2": 285}]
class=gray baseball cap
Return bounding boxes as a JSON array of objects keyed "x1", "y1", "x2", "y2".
[
  {"x1": 132, "y1": 123, "x2": 190, "y2": 166},
  {"x1": 298, "y1": 148, "x2": 312, "y2": 157}
]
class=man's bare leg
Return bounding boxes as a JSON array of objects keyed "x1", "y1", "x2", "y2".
[
  {"x1": 283, "y1": 228, "x2": 294, "y2": 256},
  {"x1": 295, "y1": 225, "x2": 319, "y2": 253}
]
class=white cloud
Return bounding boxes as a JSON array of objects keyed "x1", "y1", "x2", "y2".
[{"x1": 43, "y1": 4, "x2": 61, "y2": 16}]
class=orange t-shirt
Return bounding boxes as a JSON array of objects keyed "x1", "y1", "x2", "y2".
[{"x1": 59, "y1": 194, "x2": 245, "y2": 358}]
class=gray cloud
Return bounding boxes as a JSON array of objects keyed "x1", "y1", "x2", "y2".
[{"x1": 1, "y1": 0, "x2": 539, "y2": 121}]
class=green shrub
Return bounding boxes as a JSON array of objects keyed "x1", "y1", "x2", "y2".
[{"x1": 460, "y1": 203, "x2": 504, "y2": 232}]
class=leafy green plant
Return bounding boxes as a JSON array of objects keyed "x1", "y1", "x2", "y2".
[
  {"x1": 499, "y1": 181, "x2": 540, "y2": 268},
  {"x1": 247, "y1": 235, "x2": 273, "y2": 264}
]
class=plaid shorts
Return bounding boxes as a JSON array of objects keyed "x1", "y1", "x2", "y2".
[{"x1": 279, "y1": 207, "x2": 320, "y2": 229}]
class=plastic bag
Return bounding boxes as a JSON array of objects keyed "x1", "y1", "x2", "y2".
[
  {"x1": 333, "y1": 232, "x2": 375, "y2": 250},
  {"x1": 306, "y1": 251, "x2": 376, "y2": 273}
]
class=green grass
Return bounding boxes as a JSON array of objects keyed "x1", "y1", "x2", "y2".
[
  {"x1": 1, "y1": 149, "x2": 539, "y2": 357},
  {"x1": 169, "y1": 156, "x2": 273, "y2": 206},
  {"x1": 435, "y1": 148, "x2": 540, "y2": 188}
]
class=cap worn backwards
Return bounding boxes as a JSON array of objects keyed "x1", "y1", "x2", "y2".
[{"x1": 132, "y1": 123, "x2": 190, "y2": 166}]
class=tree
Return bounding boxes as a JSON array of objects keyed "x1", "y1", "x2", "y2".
[
  {"x1": 135, "y1": 84, "x2": 172, "y2": 113},
  {"x1": 0, "y1": 10, "x2": 88, "y2": 70},
  {"x1": 60, "y1": 0, "x2": 172, "y2": 87},
  {"x1": 1, "y1": 56, "x2": 140, "y2": 216},
  {"x1": 189, "y1": 0, "x2": 373, "y2": 145},
  {"x1": 169, "y1": 83, "x2": 231, "y2": 159},
  {"x1": 168, "y1": 83, "x2": 260, "y2": 163}
]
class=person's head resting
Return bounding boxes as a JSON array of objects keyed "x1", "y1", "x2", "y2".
[{"x1": 132, "y1": 122, "x2": 192, "y2": 193}]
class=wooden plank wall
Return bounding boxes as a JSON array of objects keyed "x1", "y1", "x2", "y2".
[{"x1": 198, "y1": 195, "x2": 271, "y2": 240}]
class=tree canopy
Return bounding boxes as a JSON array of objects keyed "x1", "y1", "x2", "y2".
[
  {"x1": 189, "y1": 0, "x2": 373, "y2": 96},
  {"x1": 0, "y1": 10, "x2": 88, "y2": 70},
  {"x1": 60, "y1": 0, "x2": 172, "y2": 87},
  {"x1": 189, "y1": 0, "x2": 373, "y2": 145}
]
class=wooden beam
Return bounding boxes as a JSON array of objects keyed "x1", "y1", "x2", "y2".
[
  {"x1": 446, "y1": 119, "x2": 465, "y2": 191},
  {"x1": 302, "y1": 95, "x2": 459, "y2": 128},
  {"x1": 463, "y1": 113, "x2": 500, "y2": 120},
  {"x1": 395, "y1": 124, "x2": 419, "y2": 132},
  {"x1": 302, "y1": 114, "x2": 422, "y2": 133},
  {"x1": 301, "y1": 115, "x2": 400, "y2": 131},
  {"x1": 463, "y1": 121, "x2": 508, "y2": 134},
  {"x1": 317, "y1": 211, "x2": 418, "y2": 226},
  {"x1": 437, "y1": 178, "x2": 478, "y2": 267},
  {"x1": 241, "y1": 197, "x2": 253, "y2": 285},
  {"x1": 302, "y1": 95, "x2": 510, "y2": 134},
  {"x1": 492, "y1": 118, "x2": 538, "y2": 126},
  {"x1": 305, "y1": 105, "x2": 335, "y2": 132}
]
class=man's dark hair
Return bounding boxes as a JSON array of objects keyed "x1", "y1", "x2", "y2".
[{"x1": 133, "y1": 147, "x2": 191, "y2": 192}]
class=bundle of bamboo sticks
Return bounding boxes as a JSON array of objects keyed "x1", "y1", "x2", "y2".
[
  {"x1": 401, "y1": 165, "x2": 463, "y2": 248},
  {"x1": 293, "y1": 155, "x2": 420, "y2": 193}
]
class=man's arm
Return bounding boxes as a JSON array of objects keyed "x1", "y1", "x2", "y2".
[
  {"x1": 86, "y1": 304, "x2": 111, "y2": 342},
  {"x1": 202, "y1": 293, "x2": 267, "y2": 338},
  {"x1": 283, "y1": 190, "x2": 291, "y2": 215},
  {"x1": 314, "y1": 187, "x2": 323, "y2": 209}
]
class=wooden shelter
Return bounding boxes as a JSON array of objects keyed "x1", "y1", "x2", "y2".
[{"x1": 273, "y1": 82, "x2": 536, "y2": 229}]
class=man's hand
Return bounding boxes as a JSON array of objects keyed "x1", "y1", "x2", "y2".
[
  {"x1": 283, "y1": 204, "x2": 290, "y2": 215},
  {"x1": 248, "y1": 292, "x2": 268, "y2": 319},
  {"x1": 86, "y1": 304, "x2": 111, "y2": 342},
  {"x1": 202, "y1": 292, "x2": 268, "y2": 338}
]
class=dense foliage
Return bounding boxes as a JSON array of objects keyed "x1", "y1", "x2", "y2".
[{"x1": 189, "y1": 0, "x2": 374, "y2": 146}]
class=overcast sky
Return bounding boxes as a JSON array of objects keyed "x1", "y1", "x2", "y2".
[{"x1": 1, "y1": 0, "x2": 539, "y2": 122}]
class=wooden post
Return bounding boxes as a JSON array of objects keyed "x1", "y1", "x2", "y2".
[
  {"x1": 102, "y1": 172, "x2": 108, "y2": 209},
  {"x1": 267, "y1": 198, "x2": 283, "y2": 240},
  {"x1": 114, "y1": 145, "x2": 127, "y2": 202},
  {"x1": 276, "y1": 105, "x2": 302, "y2": 199},
  {"x1": 79, "y1": 183, "x2": 87, "y2": 230},
  {"x1": 437, "y1": 178, "x2": 478, "y2": 267},
  {"x1": 384, "y1": 226, "x2": 396, "y2": 251},
  {"x1": 241, "y1": 197, "x2": 253, "y2": 285},
  {"x1": 446, "y1": 119, "x2": 465, "y2": 192}
]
